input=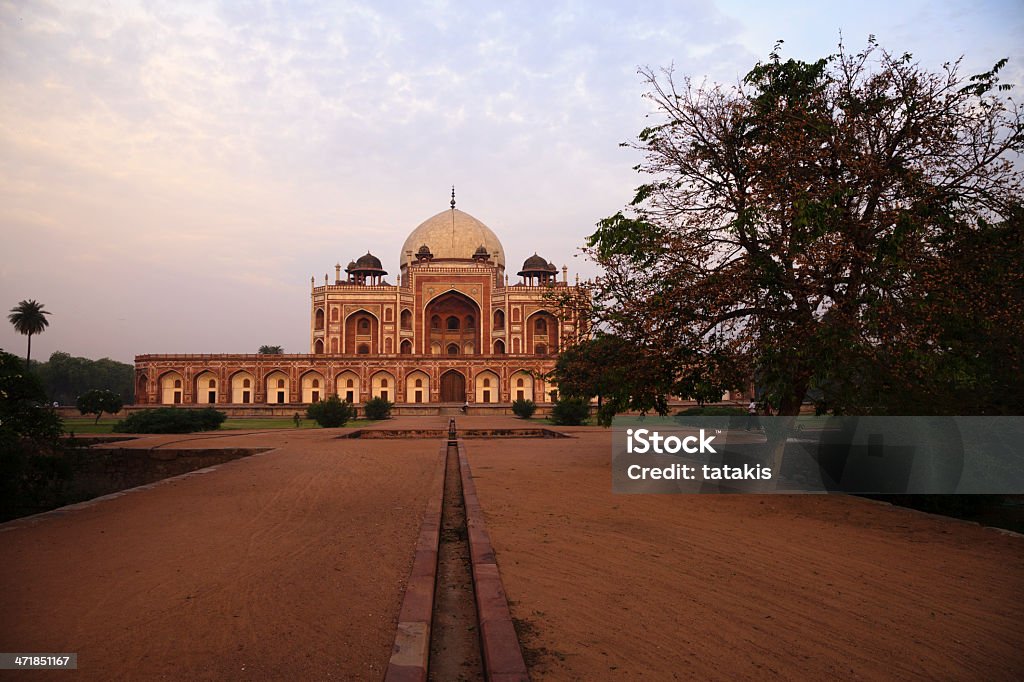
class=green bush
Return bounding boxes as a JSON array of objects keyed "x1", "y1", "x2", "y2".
[
  {"x1": 114, "y1": 407, "x2": 226, "y2": 434},
  {"x1": 511, "y1": 398, "x2": 536, "y2": 419},
  {"x1": 306, "y1": 396, "x2": 355, "y2": 428},
  {"x1": 364, "y1": 397, "x2": 393, "y2": 420},
  {"x1": 550, "y1": 397, "x2": 590, "y2": 425}
]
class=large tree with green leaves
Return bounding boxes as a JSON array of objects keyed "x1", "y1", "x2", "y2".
[
  {"x1": 550, "y1": 334, "x2": 674, "y2": 425},
  {"x1": 587, "y1": 39, "x2": 1024, "y2": 419},
  {"x1": 35, "y1": 351, "x2": 134, "y2": 405},
  {"x1": 8, "y1": 300, "x2": 51, "y2": 366},
  {"x1": 76, "y1": 389, "x2": 125, "y2": 424}
]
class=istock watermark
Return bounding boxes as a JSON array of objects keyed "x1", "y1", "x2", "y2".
[
  {"x1": 626, "y1": 428, "x2": 718, "y2": 454},
  {"x1": 612, "y1": 416, "x2": 1024, "y2": 494}
]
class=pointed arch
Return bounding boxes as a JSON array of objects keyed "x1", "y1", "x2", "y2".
[
  {"x1": 230, "y1": 370, "x2": 255, "y2": 404},
  {"x1": 405, "y1": 370, "x2": 430, "y2": 404},
  {"x1": 194, "y1": 370, "x2": 218, "y2": 404},
  {"x1": 440, "y1": 370, "x2": 466, "y2": 403},
  {"x1": 300, "y1": 370, "x2": 325, "y2": 403},
  {"x1": 136, "y1": 374, "x2": 148, "y2": 404},
  {"x1": 344, "y1": 309, "x2": 380, "y2": 354},
  {"x1": 371, "y1": 370, "x2": 396, "y2": 402},
  {"x1": 424, "y1": 290, "x2": 481, "y2": 356},
  {"x1": 526, "y1": 310, "x2": 559, "y2": 355},
  {"x1": 264, "y1": 370, "x2": 290, "y2": 404},
  {"x1": 335, "y1": 371, "x2": 360, "y2": 404},
  {"x1": 159, "y1": 370, "x2": 184, "y2": 405},
  {"x1": 510, "y1": 370, "x2": 534, "y2": 403},
  {"x1": 475, "y1": 369, "x2": 500, "y2": 403}
]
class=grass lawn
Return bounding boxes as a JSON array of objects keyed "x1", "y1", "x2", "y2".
[{"x1": 61, "y1": 417, "x2": 376, "y2": 435}]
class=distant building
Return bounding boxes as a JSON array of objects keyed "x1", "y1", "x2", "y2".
[{"x1": 134, "y1": 195, "x2": 583, "y2": 411}]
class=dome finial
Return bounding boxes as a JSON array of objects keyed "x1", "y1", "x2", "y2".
[{"x1": 450, "y1": 185, "x2": 456, "y2": 210}]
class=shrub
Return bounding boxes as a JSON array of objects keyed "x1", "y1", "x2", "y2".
[
  {"x1": 114, "y1": 407, "x2": 226, "y2": 434},
  {"x1": 0, "y1": 350, "x2": 69, "y2": 521},
  {"x1": 363, "y1": 397, "x2": 393, "y2": 420},
  {"x1": 306, "y1": 396, "x2": 355, "y2": 428},
  {"x1": 511, "y1": 398, "x2": 536, "y2": 419},
  {"x1": 550, "y1": 396, "x2": 590, "y2": 425},
  {"x1": 76, "y1": 388, "x2": 124, "y2": 424}
]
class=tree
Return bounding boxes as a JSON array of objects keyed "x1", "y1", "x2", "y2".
[
  {"x1": 8, "y1": 300, "x2": 51, "y2": 366},
  {"x1": 0, "y1": 349, "x2": 66, "y2": 521},
  {"x1": 76, "y1": 389, "x2": 124, "y2": 424},
  {"x1": 816, "y1": 209, "x2": 1024, "y2": 415},
  {"x1": 258, "y1": 345, "x2": 284, "y2": 354},
  {"x1": 307, "y1": 396, "x2": 356, "y2": 427},
  {"x1": 588, "y1": 39, "x2": 1023, "y2": 423},
  {"x1": 35, "y1": 352, "x2": 134, "y2": 405},
  {"x1": 550, "y1": 334, "x2": 677, "y2": 426}
]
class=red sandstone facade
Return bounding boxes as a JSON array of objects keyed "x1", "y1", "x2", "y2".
[{"x1": 134, "y1": 202, "x2": 582, "y2": 410}]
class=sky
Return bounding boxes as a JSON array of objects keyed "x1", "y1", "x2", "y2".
[{"x1": 2, "y1": 0, "x2": 1022, "y2": 363}]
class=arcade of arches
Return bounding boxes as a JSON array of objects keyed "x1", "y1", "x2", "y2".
[{"x1": 141, "y1": 364, "x2": 552, "y2": 406}]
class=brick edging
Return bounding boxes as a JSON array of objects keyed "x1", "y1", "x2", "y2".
[
  {"x1": 458, "y1": 441, "x2": 530, "y2": 681},
  {"x1": 385, "y1": 443, "x2": 447, "y2": 682}
]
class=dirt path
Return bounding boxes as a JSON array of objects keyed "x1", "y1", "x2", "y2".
[
  {"x1": 465, "y1": 430, "x2": 1024, "y2": 680},
  {"x1": 0, "y1": 430, "x2": 437, "y2": 680}
]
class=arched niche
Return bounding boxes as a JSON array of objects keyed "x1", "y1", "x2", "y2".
[{"x1": 424, "y1": 291, "x2": 480, "y2": 356}]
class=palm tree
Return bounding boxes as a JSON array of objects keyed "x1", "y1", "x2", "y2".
[
  {"x1": 258, "y1": 345, "x2": 284, "y2": 354},
  {"x1": 8, "y1": 299, "x2": 51, "y2": 366}
]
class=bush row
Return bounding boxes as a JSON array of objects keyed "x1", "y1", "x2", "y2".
[{"x1": 114, "y1": 407, "x2": 226, "y2": 433}]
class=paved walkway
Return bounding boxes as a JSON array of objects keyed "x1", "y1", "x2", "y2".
[{"x1": 0, "y1": 430, "x2": 440, "y2": 680}]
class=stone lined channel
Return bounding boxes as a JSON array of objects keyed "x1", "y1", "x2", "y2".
[
  {"x1": 344, "y1": 428, "x2": 570, "y2": 439},
  {"x1": 428, "y1": 443, "x2": 485, "y2": 680}
]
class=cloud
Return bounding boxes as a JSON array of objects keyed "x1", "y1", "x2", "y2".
[{"x1": 1, "y1": 0, "x2": 1020, "y2": 361}]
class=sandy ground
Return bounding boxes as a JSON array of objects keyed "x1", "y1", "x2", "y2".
[
  {"x1": 464, "y1": 429, "x2": 1024, "y2": 681},
  {"x1": 3, "y1": 417, "x2": 1022, "y2": 680},
  {"x1": 0, "y1": 428, "x2": 441, "y2": 680}
]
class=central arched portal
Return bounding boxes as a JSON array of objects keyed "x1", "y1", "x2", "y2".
[
  {"x1": 440, "y1": 370, "x2": 466, "y2": 403},
  {"x1": 425, "y1": 291, "x2": 480, "y2": 355}
]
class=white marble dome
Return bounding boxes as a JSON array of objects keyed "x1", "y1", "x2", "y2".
[{"x1": 400, "y1": 208, "x2": 505, "y2": 269}]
